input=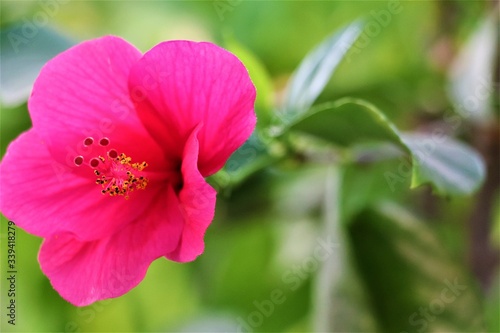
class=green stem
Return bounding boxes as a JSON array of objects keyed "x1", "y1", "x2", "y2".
[{"x1": 313, "y1": 165, "x2": 343, "y2": 332}]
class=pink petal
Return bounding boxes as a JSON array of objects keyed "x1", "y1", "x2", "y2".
[
  {"x1": 0, "y1": 130, "x2": 164, "y2": 241},
  {"x1": 28, "y1": 35, "x2": 169, "y2": 173},
  {"x1": 39, "y1": 185, "x2": 183, "y2": 306},
  {"x1": 166, "y1": 128, "x2": 216, "y2": 262},
  {"x1": 128, "y1": 41, "x2": 256, "y2": 176}
]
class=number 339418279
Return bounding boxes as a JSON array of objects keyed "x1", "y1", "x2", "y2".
[{"x1": 7, "y1": 221, "x2": 16, "y2": 270}]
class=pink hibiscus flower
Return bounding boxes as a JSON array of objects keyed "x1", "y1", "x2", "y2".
[{"x1": 0, "y1": 36, "x2": 256, "y2": 306}]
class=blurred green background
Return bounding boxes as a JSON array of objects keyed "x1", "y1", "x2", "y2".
[{"x1": 1, "y1": 1, "x2": 498, "y2": 332}]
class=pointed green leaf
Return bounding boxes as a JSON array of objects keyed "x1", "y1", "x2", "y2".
[
  {"x1": 283, "y1": 20, "x2": 363, "y2": 118},
  {"x1": 447, "y1": 12, "x2": 497, "y2": 123},
  {"x1": 402, "y1": 133, "x2": 485, "y2": 196},
  {"x1": 289, "y1": 98, "x2": 485, "y2": 196},
  {"x1": 210, "y1": 132, "x2": 277, "y2": 191},
  {"x1": 289, "y1": 98, "x2": 403, "y2": 147}
]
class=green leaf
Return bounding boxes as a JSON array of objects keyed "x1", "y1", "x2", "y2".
[
  {"x1": 0, "y1": 24, "x2": 74, "y2": 107},
  {"x1": 401, "y1": 133, "x2": 485, "y2": 196},
  {"x1": 289, "y1": 98, "x2": 403, "y2": 147},
  {"x1": 447, "y1": 12, "x2": 497, "y2": 124},
  {"x1": 289, "y1": 98, "x2": 485, "y2": 196},
  {"x1": 224, "y1": 35, "x2": 274, "y2": 127},
  {"x1": 282, "y1": 20, "x2": 363, "y2": 118},
  {"x1": 347, "y1": 204, "x2": 486, "y2": 333},
  {"x1": 212, "y1": 132, "x2": 281, "y2": 191}
]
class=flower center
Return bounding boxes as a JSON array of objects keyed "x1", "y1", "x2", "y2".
[{"x1": 73, "y1": 137, "x2": 149, "y2": 199}]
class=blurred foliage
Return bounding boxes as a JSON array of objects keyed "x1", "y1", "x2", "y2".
[
  {"x1": 1, "y1": 1, "x2": 498, "y2": 333},
  {"x1": 348, "y1": 204, "x2": 485, "y2": 332},
  {"x1": 0, "y1": 25, "x2": 74, "y2": 107}
]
